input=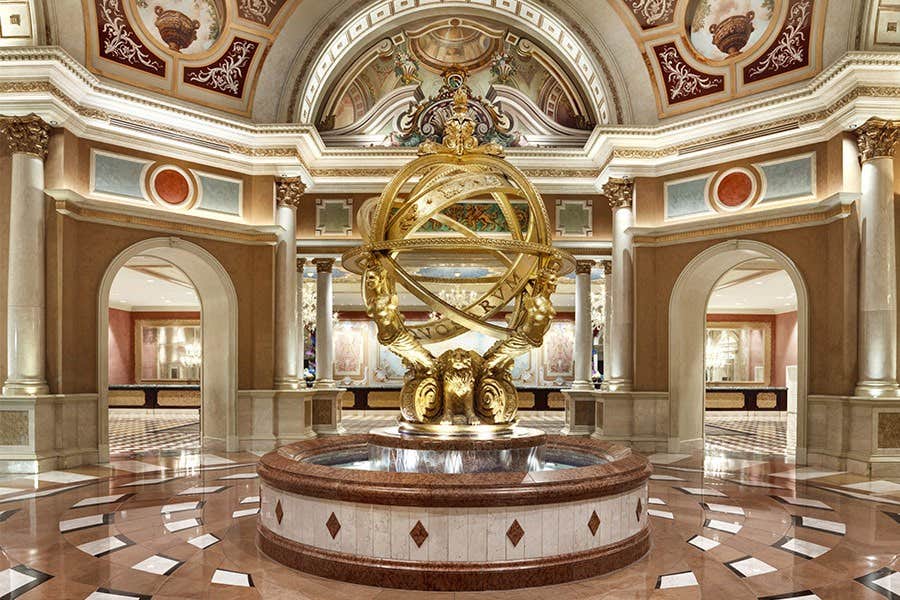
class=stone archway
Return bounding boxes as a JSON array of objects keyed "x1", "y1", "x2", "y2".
[
  {"x1": 668, "y1": 240, "x2": 809, "y2": 462},
  {"x1": 97, "y1": 237, "x2": 239, "y2": 460}
]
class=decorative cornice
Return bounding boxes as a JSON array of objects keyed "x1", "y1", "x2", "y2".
[
  {"x1": 603, "y1": 177, "x2": 634, "y2": 209},
  {"x1": 275, "y1": 176, "x2": 306, "y2": 208},
  {"x1": 0, "y1": 113, "x2": 50, "y2": 159},
  {"x1": 855, "y1": 117, "x2": 900, "y2": 162},
  {"x1": 313, "y1": 257, "x2": 335, "y2": 273},
  {"x1": 575, "y1": 259, "x2": 595, "y2": 275}
]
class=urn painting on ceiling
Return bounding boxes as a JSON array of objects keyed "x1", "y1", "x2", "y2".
[
  {"x1": 687, "y1": 0, "x2": 776, "y2": 61},
  {"x1": 133, "y1": 0, "x2": 223, "y2": 54}
]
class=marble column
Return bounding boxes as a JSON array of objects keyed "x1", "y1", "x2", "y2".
[
  {"x1": 296, "y1": 258, "x2": 306, "y2": 382},
  {"x1": 313, "y1": 258, "x2": 336, "y2": 388},
  {"x1": 273, "y1": 177, "x2": 304, "y2": 390},
  {"x1": 602, "y1": 260, "x2": 612, "y2": 389},
  {"x1": 2, "y1": 115, "x2": 51, "y2": 396},
  {"x1": 604, "y1": 177, "x2": 634, "y2": 392},
  {"x1": 572, "y1": 260, "x2": 595, "y2": 391},
  {"x1": 855, "y1": 118, "x2": 900, "y2": 397}
]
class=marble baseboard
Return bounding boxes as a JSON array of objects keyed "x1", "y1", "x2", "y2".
[{"x1": 258, "y1": 522, "x2": 650, "y2": 591}]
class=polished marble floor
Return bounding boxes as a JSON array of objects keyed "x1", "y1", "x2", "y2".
[
  {"x1": 109, "y1": 411, "x2": 201, "y2": 457},
  {"x1": 2, "y1": 436, "x2": 900, "y2": 598}
]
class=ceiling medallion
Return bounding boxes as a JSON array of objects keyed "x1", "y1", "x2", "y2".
[
  {"x1": 145, "y1": 163, "x2": 199, "y2": 211},
  {"x1": 711, "y1": 167, "x2": 760, "y2": 213}
]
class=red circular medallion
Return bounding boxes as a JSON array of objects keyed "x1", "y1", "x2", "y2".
[
  {"x1": 716, "y1": 171, "x2": 753, "y2": 208},
  {"x1": 153, "y1": 168, "x2": 190, "y2": 205}
]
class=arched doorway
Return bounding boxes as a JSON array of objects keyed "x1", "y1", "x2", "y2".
[
  {"x1": 97, "y1": 237, "x2": 239, "y2": 461},
  {"x1": 668, "y1": 240, "x2": 809, "y2": 462}
]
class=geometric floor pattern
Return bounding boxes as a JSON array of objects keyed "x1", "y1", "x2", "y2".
[
  {"x1": 1, "y1": 447, "x2": 900, "y2": 598},
  {"x1": 108, "y1": 410, "x2": 200, "y2": 457},
  {"x1": 705, "y1": 415, "x2": 790, "y2": 456}
]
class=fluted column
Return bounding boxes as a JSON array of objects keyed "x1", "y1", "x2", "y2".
[
  {"x1": 572, "y1": 260, "x2": 595, "y2": 390},
  {"x1": 854, "y1": 118, "x2": 900, "y2": 397},
  {"x1": 313, "y1": 258, "x2": 335, "y2": 388},
  {"x1": 273, "y1": 177, "x2": 304, "y2": 390},
  {"x1": 296, "y1": 258, "x2": 306, "y2": 382},
  {"x1": 602, "y1": 260, "x2": 612, "y2": 388},
  {"x1": 604, "y1": 177, "x2": 634, "y2": 392},
  {"x1": 2, "y1": 115, "x2": 51, "y2": 396}
]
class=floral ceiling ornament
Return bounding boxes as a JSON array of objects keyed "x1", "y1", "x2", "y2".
[
  {"x1": 238, "y1": 0, "x2": 279, "y2": 24},
  {"x1": 185, "y1": 39, "x2": 258, "y2": 97},
  {"x1": 97, "y1": 0, "x2": 164, "y2": 73},
  {"x1": 394, "y1": 51, "x2": 421, "y2": 85},
  {"x1": 490, "y1": 50, "x2": 516, "y2": 84},
  {"x1": 746, "y1": 0, "x2": 812, "y2": 79},
  {"x1": 630, "y1": 0, "x2": 676, "y2": 27},
  {"x1": 655, "y1": 44, "x2": 723, "y2": 102}
]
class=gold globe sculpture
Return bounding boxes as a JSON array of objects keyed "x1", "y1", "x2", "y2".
[{"x1": 342, "y1": 88, "x2": 574, "y2": 435}]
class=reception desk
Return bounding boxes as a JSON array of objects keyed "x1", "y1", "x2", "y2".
[
  {"x1": 705, "y1": 387, "x2": 787, "y2": 411},
  {"x1": 108, "y1": 384, "x2": 200, "y2": 409},
  {"x1": 337, "y1": 387, "x2": 567, "y2": 411}
]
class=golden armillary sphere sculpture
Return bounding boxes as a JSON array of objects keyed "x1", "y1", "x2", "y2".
[{"x1": 342, "y1": 87, "x2": 574, "y2": 435}]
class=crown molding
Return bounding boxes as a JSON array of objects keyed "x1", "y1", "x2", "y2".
[{"x1": 1, "y1": 48, "x2": 899, "y2": 194}]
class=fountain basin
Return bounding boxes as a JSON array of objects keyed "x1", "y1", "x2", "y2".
[{"x1": 257, "y1": 434, "x2": 651, "y2": 590}]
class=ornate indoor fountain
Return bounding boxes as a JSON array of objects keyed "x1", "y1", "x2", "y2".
[{"x1": 257, "y1": 87, "x2": 651, "y2": 590}]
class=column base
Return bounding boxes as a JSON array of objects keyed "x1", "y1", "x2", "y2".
[
  {"x1": 854, "y1": 381, "x2": 900, "y2": 398},
  {"x1": 313, "y1": 380, "x2": 337, "y2": 390},
  {"x1": 237, "y1": 389, "x2": 317, "y2": 453},
  {"x1": 2, "y1": 380, "x2": 50, "y2": 396},
  {"x1": 274, "y1": 377, "x2": 302, "y2": 391},
  {"x1": 311, "y1": 388, "x2": 346, "y2": 436},
  {"x1": 560, "y1": 389, "x2": 599, "y2": 436},
  {"x1": 603, "y1": 379, "x2": 633, "y2": 393}
]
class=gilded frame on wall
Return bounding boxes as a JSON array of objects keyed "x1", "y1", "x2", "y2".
[{"x1": 134, "y1": 318, "x2": 201, "y2": 384}]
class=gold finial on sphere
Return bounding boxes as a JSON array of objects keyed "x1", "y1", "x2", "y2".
[{"x1": 342, "y1": 107, "x2": 573, "y2": 436}]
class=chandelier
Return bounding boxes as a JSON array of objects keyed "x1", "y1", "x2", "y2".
[
  {"x1": 179, "y1": 341, "x2": 201, "y2": 368},
  {"x1": 437, "y1": 284, "x2": 479, "y2": 309}
]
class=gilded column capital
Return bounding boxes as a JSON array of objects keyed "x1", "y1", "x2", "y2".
[
  {"x1": 313, "y1": 257, "x2": 335, "y2": 273},
  {"x1": 275, "y1": 176, "x2": 306, "y2": 209},
  {"x1": 575, "y1": 259, "x2": 595, "y2": 275},
  {"x1": 296, "y1": 257, "x2": 307, "y2": 272},
  {"x1": 855, "y1": 118, "x2": 900, "y2": 162},
  {"x1": 0, "y1": 114, "x2": 51, "y2": 160},
  {"x1": 603, "y1": 177, "x2": 634, "y2": 209}
]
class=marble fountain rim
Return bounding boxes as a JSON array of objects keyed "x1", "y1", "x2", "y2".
[{"x1": 256, "y1": 434, "x2": 652, "y2": 507}]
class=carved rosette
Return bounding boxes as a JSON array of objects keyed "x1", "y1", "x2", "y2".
[
  {"x1": 313, "y1": 258, "x2": 335, "y2": 274},
  {"x1": 603, "y1": 177, "x2": 634, "y2": 209},
  {"x1": 575, "y1": 260, "x2": 595, "y2": 275},
  {"x1": 856, "y1": 118, "x2": 900, "y2": 162},
  {"x1": 0, "y1": 114, "x2": 51, "y2": 160},
  {"x1": 275, "y1": 176, "x2": 306, "y2": 209}
]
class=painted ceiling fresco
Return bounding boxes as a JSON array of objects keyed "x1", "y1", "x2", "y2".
[
  {"x1": 616, "y1": 0, "x2": 824, "y2": 117},
  {"x1": 317, "y1": 17, "x2": 595, "y2": 148},
  {"x1": 85, "y1": 0, "x2": 294, "y2": 115}
]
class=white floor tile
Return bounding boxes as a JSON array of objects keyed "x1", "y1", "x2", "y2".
[
  {"x1": 779, "y1": 537, "x2": 830, "y2": 558},
  {"x1": 773, "y1": 495, "x2": 832, "y2": 510},
  {"x1": 72, "y1": 494, "x2": 130, "y2": 508},
  {"x1": 687, "y1": 535, "x2": 719, "y2": 551},
  {"x1": 871, "y1": 571, "x2": 900, "y2": 595},
  {"x1": 657, "y1": 571, "x2": 698, "y2": 589},
  {"x1": 118, "y1": 476, "x2": 178, "y2": 487},
  {"x1": 648, "y1": 453, "x2": 692, "y2": 465},
  {"x1": 703, "y1": 502, "x2": 744, "y2": 516},
  {"x1": 677, "y1": 487, "x2": 727, "y2": 497},
  {"x1": 59, "y1": 513, "x2": 110, "y2": 533},
  {"x1": 77, "y1": 535, "x2": 131, "y2": 557},
  {"x1": 161, "y1": 501, "x2": 202, "y2": 514},
  {"x1": 164, "y1": 518, "x2": 202, "y2": 533},
  {"x1": 188, "y1": 533, "x2": 220, "y2": 549},
  {"x1": 841, "y1": 480, "x2": 900, "y2": 494},
  {"x1": 217, "y1": 473, "x2": 257, "y2": 480},
  {"x1": 86, "y1": 590, "x2": 147, "y2": 600},
  {"x1": 0, "y1": 487, "x2": 21, "y2": 496},
  {"x1": 648, "y1": 497, "x2": 666, "y2": 505},
  {"x1": 240, "y1": 496, "x2": 260, "y2": 504},
  {"x1": 705, "y1": 519, "x2": 742, "y2": 534},
  {"x1": 648, "y1": 509, "x2": 674, "y2": 520},
  {"x1": 132, "y1": 554, "x2": 182, "y2": 575},
  {"x1": 37, "y1": 471, "x2": 97, "y2": 483},
  {"x1": 0, "y1": 484, "x2": 87, "y2": 503},
  {"x1": 109, "y1": 460, "x2": 165, "y2": 473},
  {"x1": 0, "y1": 567, "x2": 37, "y2": 596},
  {"x1": 211, "y1": 568, "x2": 252, "y2": 587},
  {"x1": 798, "y1": 516, "x2": 845, "y2": 535},
  {"x1": 178, "y1": 486, "x2": 225, "y2": 496},
  {"x1": 200, "y1": 454, "x2": 235, "y2": 465},
  {"x1": 232, "y1": 508, "x2": 259, "y2": 518},
  {"x1": 727, "y1": 556, "x2": 777, "y2": 577},
  {"x1": 769, "y1": 467, "x2": 845, "y2": 480},
  {"x1": 650, "y1": 474, "x2": 685, "y2": 481}
]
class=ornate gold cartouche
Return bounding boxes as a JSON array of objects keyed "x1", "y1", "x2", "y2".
[{"x1": 342, "y1": 87, "x2": 574, "y2": 435}]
